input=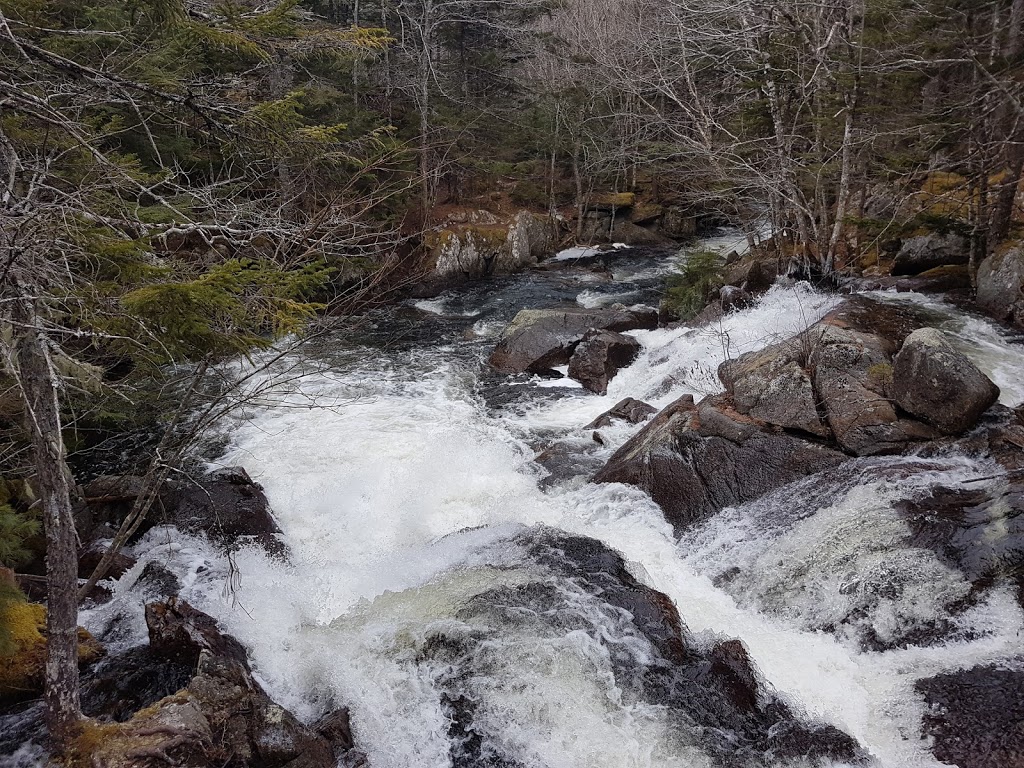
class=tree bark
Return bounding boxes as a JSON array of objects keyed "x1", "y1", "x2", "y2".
[{"x1": 12, "y1": 294, "x2": 81, "y2": 750}]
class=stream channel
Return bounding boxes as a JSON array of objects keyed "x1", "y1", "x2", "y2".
[{"x1": 11, "y1": 231, "x2": 1024, "y2": 767}]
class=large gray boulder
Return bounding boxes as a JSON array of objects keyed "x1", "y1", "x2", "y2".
[
  {"x1": 567, "y1": 328, "x2": 641, "y2": 394},
  {"x1": 808, "y1": 325, "x2": 940, "y2": 454},
  {"x1": 489, "y1": 306, "x2": 657, "y2": 374},
  {"x1": 891, "y1": 328, "x2": 1000, "y2": 435},
  {"x1": 977, "y1": 244, "x2": 1024, "y2": 328},
  {"x1": 718, "y1": 298, "x2": 949, "y2": 455},
  {"x1": 592, "y1": 395, "x2": 846, "y2": 532},
  {"x1": 718, "y1": 340, "x2": 827, "y2": 437},
  {"x1": 892, "y1": 233, "x2": 969, "y2": 275}
]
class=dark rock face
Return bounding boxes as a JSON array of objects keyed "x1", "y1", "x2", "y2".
[
  {"x1": 584, "y1": 397, "x2": 658, "y2": 428},
  {"x1": 145, "y1": 598, "x2": 250, "y2": 668},
  {"x1": 719, "y1": 285, "x2": 754, "y2": 312},
  {"x1": 977, "y1": 244, "x2": 1024, "y2": 328},
  {"x1": 87, "y1": 600, "x2": 358, "y2": 768},
  {"x1": 420, "y1": 528, "x2": 864, "y2": 768},
  {"x1": 78, "y1": 542, "x2": 136, "y2": 582},
  {"x1": 917, "y1": 664, "x2": 1024, "y2": 768},
  {"x1": 892, "y1": 232, "x2": 969, "y2": 275},
  {"x1": 81, "y1": 645, "x2": 194, "y2": 722},
  {"x1": 162, "y1": 467, "x2": 284, "y2": 554},
  {"x1": 592, "y1": 395, "x2": 846, "y2": 532},
  {"x1": 488, "y1": 306, "x2": 658, "y2": 374},
  {"x1": 891, "y1": 328, "x2": 1000, "y2": 435},
  {"x1": 567, "y1": 329, "x2": 641, "y2": 394},
  {"x1": 610, "y1": 219, "x2": 675, "y2": 247}
]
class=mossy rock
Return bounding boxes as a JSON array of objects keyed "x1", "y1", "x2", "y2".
[
  {"x1": 0, "y1": 595, "x2": 103, "y2": 701},
  {"x1": 590, "y1": 192, "x2": 636, "y2": 209}
]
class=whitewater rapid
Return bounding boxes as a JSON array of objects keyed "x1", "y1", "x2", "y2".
[{"x1": 79, "y1": 242, "x2": 1024, "y2": 768}]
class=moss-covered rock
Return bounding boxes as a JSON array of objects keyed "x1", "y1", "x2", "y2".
[
  {"x1": 423, "y1": 210, "x2": 557, "y2": 285},
  {"x1": 0, "y1": 592, "x2": 103, "y2": 702}
]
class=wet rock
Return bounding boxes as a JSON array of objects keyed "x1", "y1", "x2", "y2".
[
  {"x1": 313, "y1": 708, "x2": 355, "y2": 755},
  {"x1": 567, "y1": 329, "x2": 641, "y2": 394},
  {"x1": 891, "y1": 327, "x2": 1000, "y2": 435},
  {"x1": 592, "y1": 394, "x2": 846, "y2": 532},
  {"x1": 81, "y1": 645, "x2": 194, "y2": 722},
  {"x1": 917, "y1": 664, "x2": 1024, "y2": 768},
  {"x1": 897, "y1": 468, "x2": 1024, "y2": 607},
  {"x1": 86, "y1": 601, "x2": 354, "y2": 768},
  {"x1": 719, "y1": 284, "x2": 753, "y2": 312},
  {"x1": 423, "y1": 528, "x2": 865, "y2": 767},
  {"x1": 892, "y1": 232, "x2": 969, "y2": 275},
  {"x1": 488, "y1": 306, "x2": 658, "y2": 374},
  {"x1": 78, "y1": 541, "x2": 136, "y2": 582},
  {"x1": 584, "y1": 397, "x2": 657, "y2": 429},
  {"x1": 134, "y1": 561, "x2": 182, "y2": 600},
  {"x1": 162, "y1": 467, "x2": 284, "y2": 554},
  {"x1": 145, "y1": 599, "x2": 249, "y2": 669},
  {"x1": 534, "y1": 436, "x2": 612, "y2": 489},
  {"x1": 977, "y1": 243, "x2": 1024, "y2": 328}
]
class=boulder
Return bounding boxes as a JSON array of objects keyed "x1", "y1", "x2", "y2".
[
  {"x1": 81, "y1": 645, "x2": 194, "y2": 723},
  {"x1": 161, "y1": 467, "x2": 283, "y2": 553},
  {"x1": 609, "y1": 219, "x2": 674, "y2": 247},
  {"x1": 84, "y1": 601, "x2": 357, "y2": 768},
  {"x1": 592, "y1": 395, "x2": 846, "y2": 532},
  {"x1": 808, "y1": 324, "x2": 941, "y2": 454},
  {"x1": 488, "y1": 306, "x2": 658, "y2": 374},
  {"x1": 892, "y1": 232, "x2": 969, "y2": 275},
  {"x1": 718, "y1": 340, "x2": 827, "y2": 437},
  {"x1": 977, "y1": 243, "x2": 1024, "y2": 328},
  {"x1": 722, "y1": 251, "x2": 782, "y2": 294},
  {"x1": 566, "y1": 329, "x2": 641, "y2": 394},
  {"x1": 891, "y1": 328, "x2": 1000, "y2": 434},
  {"x1": 917, "y1": 664, "x2": 1024, "y2": 768},
  {"x1": 719, "y1": 284, "x2": 753, "y2": 312},
  {"x1": 145, "y1": 599, "x2": 249, "y2": 668},
  {"x1": 718, "y1": 298, "x2": 955, "y2": 455},
  {"x1": 584, "y1": 397, "x2": 658, "y2": 428}
]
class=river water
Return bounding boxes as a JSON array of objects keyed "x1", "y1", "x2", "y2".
[{"x1": 27, "y1": 236, "x2": 1024, "y2": 767}]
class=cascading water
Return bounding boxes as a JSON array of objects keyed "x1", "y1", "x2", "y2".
[{"x1": 16, "y1": 237, "x2": 1022, "y2": 767}]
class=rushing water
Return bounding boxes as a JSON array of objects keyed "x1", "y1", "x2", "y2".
[{"x1": 24, "y1": 238, "x2": 1024, "y2": 767}]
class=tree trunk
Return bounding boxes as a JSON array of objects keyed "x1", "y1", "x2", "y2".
[{"x1": 12, "y1": 294, "x2": 81, "y2": 750}]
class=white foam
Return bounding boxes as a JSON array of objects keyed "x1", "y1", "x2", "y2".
[{"x1": 72, "y1": 253, "x2": 1024, "y2": 768}]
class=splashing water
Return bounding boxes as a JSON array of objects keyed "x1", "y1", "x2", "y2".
[{"x1": 65, "y1": 235, "x2": 1024, "y2": 768}]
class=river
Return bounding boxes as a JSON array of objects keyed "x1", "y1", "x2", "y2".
[{"x1": 24, "y1": 233, "x2": 1024, "y2": 767}]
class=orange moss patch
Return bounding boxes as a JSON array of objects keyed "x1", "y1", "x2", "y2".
[{"x1": 0, "y1": 598, "x2": 103, "y2": 701}]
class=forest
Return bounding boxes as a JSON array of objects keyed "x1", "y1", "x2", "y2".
[{"x1": 1, "y1": 0, "x2": 1024, "y2": 765}]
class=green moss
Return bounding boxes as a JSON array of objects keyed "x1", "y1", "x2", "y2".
[{"x1": 661, "y1": 250, "x2": 724, "y2": 321}]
